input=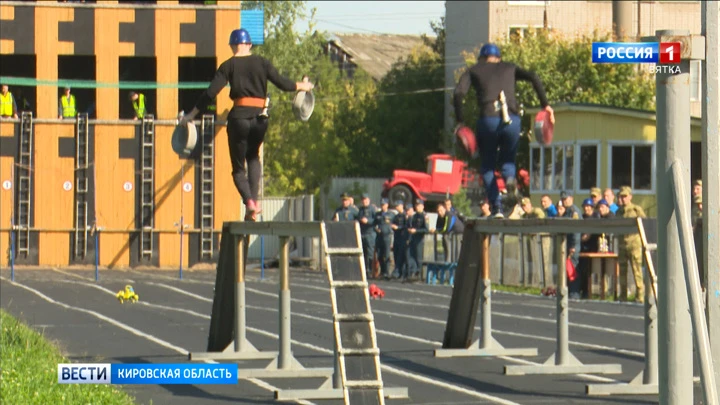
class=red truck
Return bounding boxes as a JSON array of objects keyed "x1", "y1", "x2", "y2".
[{"x1": 381, "y1": 154, "x2": 528, "y2": 208}]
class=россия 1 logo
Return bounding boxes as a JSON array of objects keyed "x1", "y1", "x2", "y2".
[{"x1": 592, "y1": 42, "x2": 682, "y2": 73}]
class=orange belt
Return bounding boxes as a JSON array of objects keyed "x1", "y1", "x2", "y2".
[{"x1": 234, "y1": 97, "x2": 265, "y2": 108}]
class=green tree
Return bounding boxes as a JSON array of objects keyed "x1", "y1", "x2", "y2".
[
  {"x1": 358, "y1": 43, "x2": 446, "y2": 176},
  {"x1": 422, "y1": 16, "x2": 445, "y2": 58},
  {"x1": 242, "y1": 1, "x2": 374, "y2": 197}
]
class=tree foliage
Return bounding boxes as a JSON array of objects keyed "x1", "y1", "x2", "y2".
[
  {"x1": 359, "y1": 45, "x2": 446, "y2": 176},
  {"x1": 250, "y1": 1, "x2": 449, "y2": 196},
  {"x1": 350, "y1": 15, "x2": 447, "y2": 177},
  {"x1": 245, "y1": 1, "x2": 375, "y2": 197}
]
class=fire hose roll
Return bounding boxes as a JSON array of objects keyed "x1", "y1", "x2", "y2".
[{"x1": 172, "y1": 121, "x2": 198, "y2": 158}]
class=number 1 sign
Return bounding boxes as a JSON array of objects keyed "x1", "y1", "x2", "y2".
[{"x1": 659, "y1": 42, "x2": 682, "y2": 64}]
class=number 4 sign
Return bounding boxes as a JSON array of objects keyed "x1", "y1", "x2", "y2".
[{"x1": 659, "y1": 42, "x2": 682, "y2": 64}]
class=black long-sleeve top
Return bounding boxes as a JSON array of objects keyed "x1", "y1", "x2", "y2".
[
  {"x1": 453, "y1": 60, "x2": 549, "y2": 123},
  {"x1": 194, "y1": 54, "x2": 297, "y2": 119}
]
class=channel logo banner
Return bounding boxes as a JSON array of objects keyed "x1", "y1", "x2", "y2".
[
  {"x1": 58, "y1": 363, "x2": 238, "y2": 385},
  {"x1": 592, "y1": 42, "x2": 682, "y2": 64},
  {"x1": 58, "y1": 363, "x2": 111, "y2": 384}
]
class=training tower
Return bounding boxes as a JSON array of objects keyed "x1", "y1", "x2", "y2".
[{"x1": 0, "y1": 1, "x2": 260, "y2": 269}]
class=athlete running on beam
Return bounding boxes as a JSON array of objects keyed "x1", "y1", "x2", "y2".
[
  {"x1": 453, "y1": 43, "x2": 554, "y2": 218},
  {"x1": 180, "y1": 28, "x2": 314, "y2": 221}
]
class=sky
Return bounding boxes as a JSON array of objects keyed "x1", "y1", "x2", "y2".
[{"x1": 295, "y1": 1, "x2": 446, "y2": 36}]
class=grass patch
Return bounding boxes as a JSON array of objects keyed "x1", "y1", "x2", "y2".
[
  {"x1": 492, "y1": 284, "x2": 543, "y2": 296},
  {"x1": 0, "y1": 309, "x2": 136, "y2": 405}
]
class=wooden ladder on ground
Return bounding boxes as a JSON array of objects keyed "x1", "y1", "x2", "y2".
[{"x1": 321, "y1": 221, "x2": 386, "y2": 405}]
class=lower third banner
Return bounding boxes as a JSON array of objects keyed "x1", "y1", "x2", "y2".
[{"x1": 58, "y1": 363, "x2": 238, "y2": 384}]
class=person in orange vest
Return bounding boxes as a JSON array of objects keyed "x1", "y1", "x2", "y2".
[
  {"x1": 129, "y1": 91, "x2": 146, "y2": 120},
  {"x1": 58, "y1": 87, "x2": 77, "y2": 119},
  {"x1": 0, "y1": 84, "x2": 19, "y2": 119}
]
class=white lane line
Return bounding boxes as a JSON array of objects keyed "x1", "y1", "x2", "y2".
[
  {"x1": 286, "y1": 277, "x2": 645, "y2": 321},
  {"x1": 282, "y1": 282, "x2": 643, "y2": 337},
  {"x1": 0, "y1": 276, "x2": 317, "y2": 405},
  {"x1": 124, "y1": 270, "x2": 644, "y2": 329},
  {"x1": 116, "y1": 279, "x2": 624, "y2": 384},
  {"x1": 141, "y1": 279, "x2": 644, "y2": 358},
  {"x1": 59, "y1": 271, "x2": 645, "y2": 357},
  {"x1": 240, "y1": 285, "x2": 646, "y2": 359},
  {"x1": 122, "y1": 269, "x2": 643, "y2": 320},
  {"x1": 20, "y1": 277, "x2": 522, "y2": 405}
]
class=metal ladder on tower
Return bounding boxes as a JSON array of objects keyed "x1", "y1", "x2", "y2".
[
  {"x1": 200, "y1": 115, "x2": 215, "y2": 261},
  {"x1": 140, "y1": 114, "x2": 155, "y2": 262},
  {"x1": 16, "y1": 112, "x2": 34, "y2": 259},
  {"x1": 74, "y1": 113, "x2": 90, "y2": 260},
  {"x1": 320, "y1": 221, "x2": 386, "y2": 405}
]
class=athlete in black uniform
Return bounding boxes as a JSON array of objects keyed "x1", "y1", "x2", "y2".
[
  {"x1": 180, "y1": 28, "x2": 314, "y2": 221},
  {"x1": 453, "y1": 43, "x2": 554, "y2": 218}
]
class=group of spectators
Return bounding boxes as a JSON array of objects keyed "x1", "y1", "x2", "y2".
[
  {"x1": 332, "y1": 194, "x2": 463, "y2": 283},
  {"x1": 490, "y1": 182, "x2": 705, "y2": 302}
]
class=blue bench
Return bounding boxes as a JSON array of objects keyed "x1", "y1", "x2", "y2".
[{"x1": 425, "y1": 261, "x2": 457, "y2": 286}]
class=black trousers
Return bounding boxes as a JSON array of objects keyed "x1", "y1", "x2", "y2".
[
  {"x1": 393, "y1": 234, "x2": 406, "y2": 276},
  {"x1": 361, "y1": 233, "x2": 376, "y2": 275},
  {"x1": 376, "y1": 234, "x2": 392, "y2": 276},
  {"x1": 227, "y1": 116, "x2": 268, "y2": 205}
]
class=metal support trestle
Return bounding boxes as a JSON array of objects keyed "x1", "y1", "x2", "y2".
[
  {"x1": 189, "y1": 235, "x2": 334, "y2": 380},
  {"x1": 504, "y1": 235, "x2": 623, "y2": 376},
  {"x1": 276, "y1": 222, "x2": 409, "y2": 402},
  {"x1": 586, "y1": 270, "x2": 659, "y2": 395}
]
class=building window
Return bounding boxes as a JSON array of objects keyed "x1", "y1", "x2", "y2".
[
  {"x1": 610, "y1": 144, "x2": 654, "y2": 192},
  {"x1": 529, "y1": 144, "x2": 574, "y2": 192},
  {"x1": 690, "y1": 60, "x2": 701, "y2": 102},
  {"x1": 508, "y1": 25, "x2": 546, "y2": 41},
  {"x1": 577, "y1": 144, "x2": 598, "y2": 191}
]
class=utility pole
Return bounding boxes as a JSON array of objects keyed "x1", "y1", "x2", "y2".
[
  {"x1": 654, "y1": 29, "x2": 694, "y2": 405},
  {"x1": 701, "y1": 0, "x2": 720, "y2": 394},
  {"x1": 612, "y1": 0, "x2": 633, "y2": 41}
]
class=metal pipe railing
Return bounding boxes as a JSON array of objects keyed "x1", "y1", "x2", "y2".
[{"x1": 670, "y1": 159, "x2": 719, "y2": 405}]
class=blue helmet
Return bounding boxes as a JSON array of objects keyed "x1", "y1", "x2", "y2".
[
  {"x1": 479, "y1": 43, "x2": 501, "y2": 58},
  {"x1": 582, "y1": 198, "x2": 594, "y2": 207},
  {"x1": 229, "y1": 28, "x2": 251, "y2": 45}
]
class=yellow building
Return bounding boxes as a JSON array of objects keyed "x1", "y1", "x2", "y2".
[{"x1": 527, "y1": 103, "x2": 703, "y2": 217}]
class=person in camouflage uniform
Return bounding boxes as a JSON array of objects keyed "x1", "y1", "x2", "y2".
[
  {"x1": 520, "y1": 197, "x2": 546, "y2": 219},
  {"x1": 616, "y1": 186, "x2": 646, "y2": 303},
  {"x1": 333, "y1": 192, "x2": 359, "y2": 221}
]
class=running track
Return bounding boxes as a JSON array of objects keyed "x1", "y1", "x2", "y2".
[{"x1": 0, "y1": 267, "x2": 703, "y2": 404}]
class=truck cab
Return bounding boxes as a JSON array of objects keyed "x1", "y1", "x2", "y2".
[{"x1": 382, "y1": 154, "x2": 475, "y2": 206}]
